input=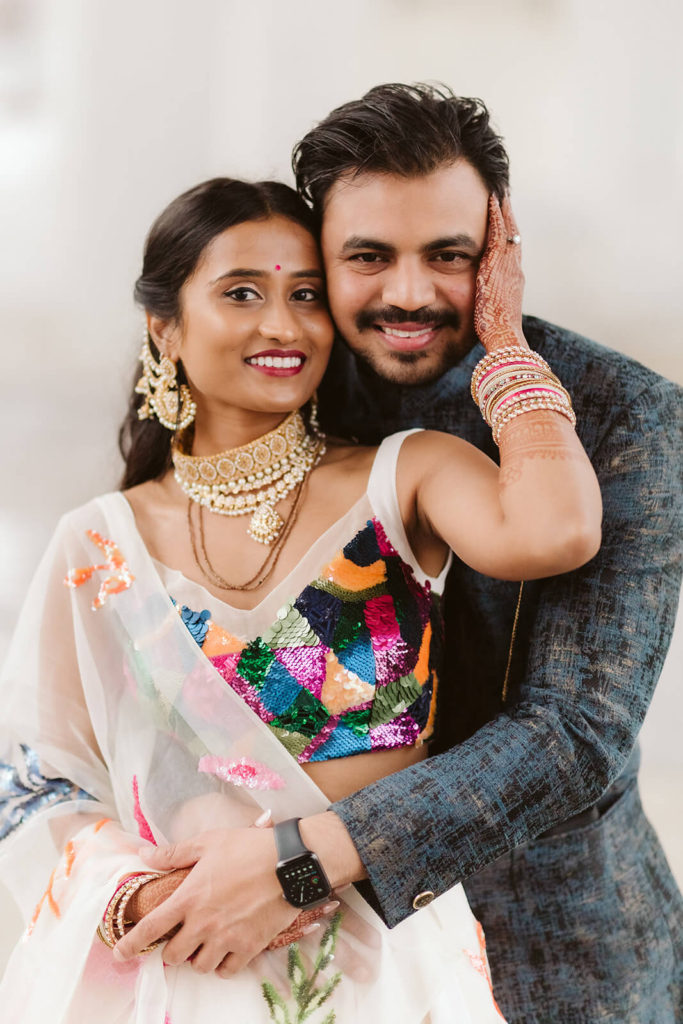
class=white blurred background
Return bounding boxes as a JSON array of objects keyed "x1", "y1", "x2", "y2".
[{"x1": 0, "y1": 0, "x2": 681, "y2": 967}]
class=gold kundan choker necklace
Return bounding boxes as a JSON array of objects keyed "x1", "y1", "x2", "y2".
[{"x1": 171, "y1": 409, "x2": 326, "y2": 545}]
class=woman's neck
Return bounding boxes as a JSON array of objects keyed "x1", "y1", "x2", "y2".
[{"x1": 190, "y1": 407, "x2": 295, "y2": 456}]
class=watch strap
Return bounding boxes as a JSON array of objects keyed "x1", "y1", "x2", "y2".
[{"x1": 274, "y1": 817, "x2": 306, "y2": 862}]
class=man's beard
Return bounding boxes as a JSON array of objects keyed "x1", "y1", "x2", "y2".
[{"x1": 349, "y1": 305, "x2": 476, "y2": 386}]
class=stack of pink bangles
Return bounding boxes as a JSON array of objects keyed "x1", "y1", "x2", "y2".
[
  {"x1": 471, "y1": 345, "x2": 576, "y2": 444},
  {"x1": 97, "y1": 871, "x2": 162, "y2": 952}
]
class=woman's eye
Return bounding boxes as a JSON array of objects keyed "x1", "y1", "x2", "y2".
[
  {"x1": 225, "y1": 286, "x2": 260, "y2": 301},
  {"x1": 292, "y1": 287, "x2": 320, "y2": 302}
]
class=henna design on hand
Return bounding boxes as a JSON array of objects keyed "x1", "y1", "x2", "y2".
[{"x1": 475, "y1": 194, "x2": 526, "y2": 352}]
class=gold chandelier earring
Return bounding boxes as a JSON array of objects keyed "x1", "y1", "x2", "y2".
[{"x1": 135, "y1": 327, "x2": 196, "y2": 431}]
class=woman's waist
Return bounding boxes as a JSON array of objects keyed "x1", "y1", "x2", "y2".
[{"x1": 302, "y1": 744, "x2": 430, "y2": 801}]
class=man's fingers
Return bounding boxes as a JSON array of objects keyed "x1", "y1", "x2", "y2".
[
  {"x1": 162, "y1": 927, "x2": 205, "y2": 968},
  {"x1": 139, "y1": 840, "x2": 199, "y2": 871},
  {"x1": 113, "y1": 898, "x2": 183, "y2": 960},
  {"x1": 215, "y1": 947, "x2": 259, "y2": 978}
]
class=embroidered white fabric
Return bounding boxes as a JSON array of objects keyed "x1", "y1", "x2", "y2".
[{"x1": 0, "y1": 481, "x2": 504, "y2": 1022}]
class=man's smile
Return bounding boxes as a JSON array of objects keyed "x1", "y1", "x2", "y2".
[{"x1": 373, "y1": 323, "x2": 442, "y2": 351}]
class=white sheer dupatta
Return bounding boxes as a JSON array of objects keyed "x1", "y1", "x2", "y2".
[{"x1": 0, "y1": 494, "x2": 504, "y2": 1023}]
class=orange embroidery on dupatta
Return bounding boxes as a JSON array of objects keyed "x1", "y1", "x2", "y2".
[
  {"x1": 64, "y1": 841, "x2": 76, "y2": 877},
  {"x1": 464, "y1": 920, "x2": 506, "y2": 1020},
  {"x1": 27, "y1": 867, "x2": 60, "y2": 934},
  {"x1": 64, "y1": 530, "x2": 135, "y2": 609},
  {"x1": 26, "y1": 819, "x2": 111, "y2": 936}
]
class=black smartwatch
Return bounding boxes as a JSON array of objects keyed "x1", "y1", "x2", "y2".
[{"x1": 274, "y1": 817, "x2": 332, "y2": 909}]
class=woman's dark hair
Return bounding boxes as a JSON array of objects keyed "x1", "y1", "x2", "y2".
[
  {"x1": 292, "y1": 82, "x2": 510, "y2": 216},
  {"x1": 119, "y1": 178, "x2": 318, "y2": 489}
]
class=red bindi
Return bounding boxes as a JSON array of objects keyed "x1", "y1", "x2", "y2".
[{"x1": 275, "y1": 265, "x2": 281, "y2": 271}]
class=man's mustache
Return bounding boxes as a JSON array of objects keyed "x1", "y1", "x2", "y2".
[{"x1": 355, "y1": 306, "x2": 461, "y2": 330}]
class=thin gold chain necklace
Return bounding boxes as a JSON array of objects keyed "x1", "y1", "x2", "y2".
[{"x1": 186, "y1": 473, "x2": 308, "y2": 593}]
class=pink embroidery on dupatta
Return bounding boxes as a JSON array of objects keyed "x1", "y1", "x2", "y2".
[
  {"x1": 132, "y1": 775, "x2": 156, "y2": 844},
  {"x1": 198, "y1": 755, "x2": 285, "y2": 791},
  {"x1": 64, "y1": 530, "x2": 135, "y2": 609}
]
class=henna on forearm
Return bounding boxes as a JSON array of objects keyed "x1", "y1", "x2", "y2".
[{"x1": 498, "y1": 413, "x2": 585, "y2": 488}]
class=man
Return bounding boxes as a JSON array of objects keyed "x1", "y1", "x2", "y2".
[
  {"x1": 290, "y1": 83, "x2": 683, "y2": 1021},
  {"x1": 115, "y1": 83, "x2": 680, "y2": 1022}
]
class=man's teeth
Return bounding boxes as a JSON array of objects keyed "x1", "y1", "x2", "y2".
[
  {"x1": 247, "y1": 355, "x2": 304, "y2": 368},
  {"x1": 378, "y1": 326, "x2": 435, "y2": 338}
]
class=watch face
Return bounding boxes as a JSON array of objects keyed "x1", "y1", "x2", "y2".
[{"x1": 276, "y1": 853, "x2": 331, "y2": 908}]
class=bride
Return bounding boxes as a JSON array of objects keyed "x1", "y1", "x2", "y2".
[{"x1": 0, "y1": 177, "x2": 601, "y2": 1022}]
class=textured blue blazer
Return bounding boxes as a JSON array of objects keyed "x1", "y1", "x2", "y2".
[{"x1": 319, "y1": 316, "x2": 682, "y2": 919}]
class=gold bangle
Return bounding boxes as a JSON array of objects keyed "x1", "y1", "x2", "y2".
[{"x1": 97, "y1": 872, "x2": 162, "y2": 951}]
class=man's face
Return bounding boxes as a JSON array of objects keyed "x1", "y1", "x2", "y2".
[{"x1": 321, "y1": 160, "x2": 489, "y2": 385}]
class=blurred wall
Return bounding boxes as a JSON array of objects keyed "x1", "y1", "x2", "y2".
[{"x1": 0, "y1": 0, "x2": 681, "y2": 962}]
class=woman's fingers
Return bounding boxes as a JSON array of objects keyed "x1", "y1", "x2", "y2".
[
  {"x1": 501, "y1": 192, "x2": 520, "y2": 241},
  {"x1": 485, "y1": 193, "x2": 507, "y2": 252},
  {"x1": 266, "y1": 899, "x2": 340, "y2": 950}
]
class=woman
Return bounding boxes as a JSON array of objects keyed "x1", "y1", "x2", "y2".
[{"x1": 0, "y1": 178, "x2": 601, "y2": 1022}]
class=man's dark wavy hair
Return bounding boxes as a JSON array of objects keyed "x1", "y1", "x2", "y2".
[{"x1": 292, "y1": 82, "x2": 510, "y2": 216}]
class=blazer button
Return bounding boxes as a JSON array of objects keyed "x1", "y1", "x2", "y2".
[{"x1": 412, "y1": 890, "x2": 435, "y2": 910}]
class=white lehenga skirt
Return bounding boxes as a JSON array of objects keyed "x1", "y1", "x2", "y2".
[
  {"x1": 1, "y1": 868, "x2": 504, "y2": 1023},
  {"x1": 0, "y1": 494, "x2": 506, "y2": 1022}
]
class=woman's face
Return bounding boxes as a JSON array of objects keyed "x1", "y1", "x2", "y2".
[{"x1": 161, "y1": 215, "x2": 334, "y2": 419}]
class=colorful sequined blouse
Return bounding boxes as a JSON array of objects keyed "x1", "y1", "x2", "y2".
[{"x1": 156, "y1": 431, "x2": 451, "y2": 763}]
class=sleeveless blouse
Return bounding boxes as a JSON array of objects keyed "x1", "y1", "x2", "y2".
[{"x1": 155, "y1": 431, "x2": 451, "y2": 763}]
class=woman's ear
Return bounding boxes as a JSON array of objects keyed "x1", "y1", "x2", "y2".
[{"x1": 147, "y1": 312, "x2": 182, "y2": 361}]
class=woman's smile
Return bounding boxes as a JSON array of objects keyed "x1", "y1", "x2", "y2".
[{"x1": 244, "y1": 348, "x2": 307, "y2": 375}]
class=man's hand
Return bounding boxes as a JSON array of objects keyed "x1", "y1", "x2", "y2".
[
  {"x1": 474, "y1": 193, "x2": 526, "y2": 352},
  {"x1": 113, "y1": 826, "x2": 300, "y2": 976}
]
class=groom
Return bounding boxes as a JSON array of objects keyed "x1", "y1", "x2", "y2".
[
  {"x1": 123, "y1": 83, "x2": 682, "y2": 1023},
  {"x1": 292, "y1": 83, "x2": 683, "y2": 1021}
]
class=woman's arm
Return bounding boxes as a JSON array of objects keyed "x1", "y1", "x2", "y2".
[{"x1": 403, "y1": 195, "x2": 602, "y2": 581}]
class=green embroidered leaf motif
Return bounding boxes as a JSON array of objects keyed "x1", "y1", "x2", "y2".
[
  {"x1": 261, "y1": 911, "x2": 344, "y2": 1023},
  {"x1": 262, "y1": 981, "x2": 292, "y2": 1024},
  {"x1": 314, "y1": 911, "x2": 342, "y2": 973},
  {"x1": 287, "y1": 944, "x2": 308, "y2": 998},
  {"x1": 368, "y1": 673, "x2": 422, "y2": 728},
  {"x1": 302, "y1": 973, "x2": 342, "y2": 1016}
]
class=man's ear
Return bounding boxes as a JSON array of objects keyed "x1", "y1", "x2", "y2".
[{"x1": 147, "y1": 312, "x2": 182, "y2": 361}]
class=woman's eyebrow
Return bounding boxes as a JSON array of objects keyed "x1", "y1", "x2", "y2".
[
  {"x1": 211, "y1": 268, "x2": 265, "y2": 283},
  {"x1": 210, "y1": 268, "x2": 323, "y2": 284}
]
